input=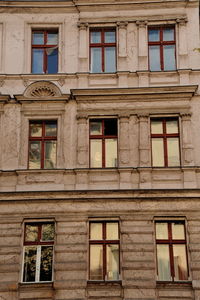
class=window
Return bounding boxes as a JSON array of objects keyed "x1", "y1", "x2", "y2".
[
  {"x1": 89, "y1": 119, "x2": 118, "y2": 168},
  {"x1": 148, "y1": 26, "x2": 176, "y2": 71},
  {"x1": 29, "y1": 120, "x2": 57, "y2": 169},
  {"x1": 151, "y1": 118, "x2": 180, "y2": 167},
  {"x1": 32, "y1": 30, "x2": 58, "y2": 74},
  {"x1": 89, "y1": 221, "x2": 120, "y2": 281},
  {"x1": 22, "y1": 222, "x2": 54, "y2": 282},
  {"x1": 90, "y1": 28, "x2": 116, "y2": 73},
  {"x1": 156, "y1": 221, "x2": 188, "y2": 281}
]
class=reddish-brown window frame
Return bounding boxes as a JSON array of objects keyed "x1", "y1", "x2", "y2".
[
  {"x1": 148, "y1": 26, "x2": 176, "y2": 71},
  {"x1": 90, "y1": 28, "x2": 116, "y2": 73},
  {"x1": 28, "y1": 120, "x2": 57, "y2": 169},
  {"x1": 31, "y1": 29, "x2": 58, "y2": 74},
  {"x1": 89, "y1": 119, "x2": 118, "y2": 168},
  {"x1": 24, "y1": 222, "x2": 54, "y2": 246},
  {"x1": 151, "y1": 117, "x2": 180, "y2": 167},
  {"x1": 155, "y1": 221, "x2": 189, "y2": 282},
  {"x1": 89, "y1": 221, "x2": 120, "y2": 281}
]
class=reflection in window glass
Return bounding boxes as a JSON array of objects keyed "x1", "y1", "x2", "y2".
[
  {"x1": 167, "y1": 138, "x2": 180, "y2": 166},
  {"x1": 149, "y1": 46, "x2": 161, "y2": 71},
  {"x1": 32, "y1": 32, "x2": 44, "y2": 45},
  {"x1": 25, "y1": 225, "x2": 39, "y2": 242},
  {"x1": 91, "y1": 31, "x2": 101, "y2": 43},
  {"x1": 105, "y1": 31, "x2": 115, "y2": 43},
  {"x1": 166, "y1": 120, "x2": 178, "y2": 134},
  {"x1": 90, "y1": 223, "x2": 102, "y2": 240},
  {"x1": 23, "y1": 246, "x2": 37, "y2": 282},
  {"x1": 172, "y1": 223, "x2": 185, "y2": 240},
  {"x1": 40, "y1": 246, "x2": 53, "y2": 281},
  {"x1": 47, "y1": 33, "x2": 58, "y2": 45},
  {"x1": 163, "y1": 45, "x2": 176, "y2": 71},
  {"x1": 105, "y1": 47, "x2": 116, "y2": 73},
  {"x1": 29, "y1": 141, "x2": 41, "y2": 169},
  {"x1": 91, "y1": 48, "x2": 102, "y2": 73},
  {"x1": 90, "y1": 245, "x2": 103, "y2": 280},
  {"x1": 105, "y1": 139, "x2": 117, "y2": 167},
  {"x1": 30, "y1": 123, "x2": 42, "y2": 137},
  {"x1": 42, "y1": 223, "x2": 55, "y2": 241},
  {"x1": 90, "y1": 121, "x2": 102, "y2": 135},
  {"x1": 151, "y1": 120, "x2": 163, "y2": 134},
  {"x1": 163, "y1": 28, "x2": 174, "y2": 41},
  {"x1": 156, "y1": 223, "x2": 168, "y2": 240},
  {"x1": 157, "y1": 245, "x2": 171, "y2": 281},
  {"x1": 44, "y1": 141, "x2": 57, "y2": 169},
  {"x1": 106, "y1": 244, "x2": 119, "y2": 280},
  {"x1": 32, "y1": 49, "x2": 44, "y2": 74},
  {"x1": 45, "y1": 123, "x2": 57, "y2": 137},
  {"x1": 47, "y1": 48, "x2": 58, "y2": 74},
  {"x1": 107, "y1": 223, "x2": 119, "y2": 240},
  {"x1": 148, "y1": 29, "x2": 160, "y2": 41},
  {"x1": 173, "y1": 245, "x2": 188, "y2": 281},
  {"x1": 90, "y1": 139, "x2": 102, "y2": 168},
  {"x1": 152, "y1": 138, "x2": 164, "y2": 167}
]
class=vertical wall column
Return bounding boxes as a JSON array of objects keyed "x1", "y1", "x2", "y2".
[
  {"x1": 117, "y1": 22, "x2": 129, "y2": 87},
  {"x1": 177, "y1": 18, "x2": 189, "y2": 70},
  {"x1": 119, "y1": 114, "x2": 130, "y2": 166},
  {"x1": 138, "y1": 114, "x2": 150, "y2": 167},
  {"x1": 77, "y1": 114, "x2": 88, "y2": 168},
  {"x1": 77, "y1": 22, "x2": 88, "y2": 72},
  {"x1": 181, "y1": 113, "x2": 194, "y2": 166}
]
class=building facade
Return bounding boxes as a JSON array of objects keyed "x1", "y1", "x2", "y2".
[{"x1": 0, "y1": 0, "x2": 200, "y2": 299}]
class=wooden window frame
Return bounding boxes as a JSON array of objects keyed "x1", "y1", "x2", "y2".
[
  {"x1": 89, "y1": 221, "x2": 120, "y2": 281},
  {"x1": 28, "y1": 120, "x2": 57, "y2": 169},
  {"x1": 90, "y1": 28, "x2": 116, "y2": 73},
  {"x1": 151, "y1": 117, "x2": 180, "y2": 167},
  {"x1": 148, "y1": 25, "x2": 176, "y2": 71}
]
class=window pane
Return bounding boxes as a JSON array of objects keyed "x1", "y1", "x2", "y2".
[
  {"x1": 104, "y1": 119, "x2": 117, "y2": 136},
  {"x1": 42, "y1": 224, "x2": 54, "y2": 241},
  {"x1": 166, "y1": 120, "x2": 178, "y2": 134},
  {"x1": 107, "y1": 223, "x2": 119, "y2": 240},
  {"x1": 32, "y1": 32, "x2": 44, "y2": 45},
  {"x1": 105, "y1": 47, "x2": 116, "y2": 72},
  {"x1": 23, "y1": 246, "x2": 37, "y2": 282},
  {"x1": 90, "y1": 121, "x2": 102, "y2": 135},
  {"x1": 163, "y1": 28, "x2": 174, "y2": 41},
  {"x1": 167, "y1": 138, "x2": 180, "y2": 166},
  {"x1": 45, "y1": 122, "x2": 57, "y2": 137},
  {"x1": 90, "y1": 223, "x2": 102, "y2": 240},
  {"x1": 40, "y1": 246, "x2": 53, "y2": 282},
  {"x1": 163, "y1": 45, "x2": 176, "y2": 71},
  {"x1": 32, "y1": 49, "x2": 44, "y2": 74},
  {"x1": 105, "y1": 31, "x2": 115, "y2": 43},
  {"x1": 157, "y1": 244, "x2": 171, "y2": 281},
  {"x1": 172, "y1": 223, "x2": 185, "y2": 240},
  {"x1": 151, "y1": 120, "x2": 163, "y2": 134},
  {"x1": 90, "y1": 139, "x2": 102, "y2": 168},
  {"x1": 29, "y1": 141, "x2": 41, "y2": 169},
  {"x1": 25, "y1": 225, "x2": 39, "y2": 242},
  {"x1": 30, "y1": 123, "x2": 42, "y2": 137},
  {"x1": 44, "y1": 141, "x2": 56, "y2": 169},
  {"x1": 149, "y1": 46, "x2": 161, "y2": 71},
  {"x1": 173, "y1": 245, "x2": 188, "y2": 281},
  {"x1": 91, "y1": 31, "x2": 101, "y2": 43},
  {"x1": 156, "y1": 223, "x2": 168, "y2": 240},
  {"x1": 105, "y1": 139, "x2": 117, "y2": 167},
  {"x1": 91, "y1": 48, "x2": 102, "y2": 73},
  {"x1": 152, "y1": 138, "x2": 164, "y2": 167},
  {"x1": 149, "y1": 29, "x2": 160, "y2": 41},
  {"x1": 106, "y1": 244, "x2": 119, "y2": 280},
  {"x1": 47, "y1": 32, "x2": 58, "y2": 45},
  {"x1": 47, "y1": 48, "x2": 58, "y2": 74},
  {"x1": 90, "y1": 245, "x2": 103, "y2": 280}
]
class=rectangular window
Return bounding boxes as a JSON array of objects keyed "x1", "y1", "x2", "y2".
[
  {"x1": 89, "y1": 119, "x2": 118, "y2": 168},
  {"x1": 151, "y1": 118, "x2": 180, "y2": 167},
  {"x1": 29, "y1": 120, "x2": 57, "y2": 169},
  {"x1": 22, "y1": 222, "x2": 54, "y2": 282},
  {"x1": 156, "y1": 221, "x2": 188, "y2": 282},
  {"x1": 89, "y1": 221, "x2": 120, "y2": 281},
  {"x1": 90, "y1": 28, "x2": 116, "y2": 73},
  {"x1": 148, "y1": 26, "x2": 176, "y2": 71},
  {"x1": 32, "y1": 30, "x2": 58, "y2": 74}
]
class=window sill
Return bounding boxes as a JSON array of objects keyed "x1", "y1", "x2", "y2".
[
  {"x1": 157, "y1": 281, "x2": 192, "y2": 287},
  {"x1": 19, "y1": 282, "x2": 53, "y2": 289},
  {"x1": 87, "y1": 280, "x2": 122, "y2": 286}
]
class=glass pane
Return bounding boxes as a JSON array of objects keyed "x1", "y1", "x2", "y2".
[
  {"x1": 90, "y1": 139, "x2": 102, "y2": 168},
  {"x1": 157, "y1": 245, "x2": 171, "y2": 281},
  {"x1": 42, "y1": 224, "x2": 54, "y2": 241},
  {"x1": 105, "y1": 139, "x2": 117, "y2": 167},
  {"x1": 25, "y1": 225, "x2": 38, "y2": 242},
  {"x1": 167, "y1": 138, "x2": 180, "y2": 166},
  {"x1": 90, "y1": 121, "x2": 102, "y2": 135},
  {"x1": 105, "y1": 31, "x2": 116, "y2": 43},
  {"x1": 148, "y1": 29, "x2": 160, "y2": 41},
  {"x1": 30, "y1": 123, "x2": 42, "y2": 137},
  {"x1": 90, "y1": 223, "x2": 102, "y2": 240},
  {"x1": 105, "y1": 47, "x2": 116, "y2": 72},
  {"x1": 47, "y1": 32, "x2": 58, "y2": 45},
  {"x1": 151, "y1": 120, "x2": 163, "y2": 134},
  {"x1": 47, "y1": 48, "x2": 58, "y2": 74},
  {"x1": 107, "y1": 223, "x2": 119, "y2": 240},
  {"x1": 173, "y1": 245, "x2": 188, "y2": 281},
  {"x1": 23, "y1": 246, "x2": 37, "y2": 282},
  {"x1": 172, "y1": 223, "x2": 185, "y2": 240},
  {"x1": 152, "y1": 138, "x2": 164, "y2": 167},
  {"x1": 32, "y1": 32, "x2": 44, "y2": 45},
  {"x1": 44, "y1": 141, "x2": 57, "y2": 169},
  {"x1": 104, "y1": 119, "x2": 117, "y2": 136},
  {"x1": 90, "y1": 245, "x2": 103, "y2": 280},
  {"x1": 45, "y1": 122, "x2": 57, "y2": 137},
  {"x1": 156, "y1": 223, "x2": 168, "y2": 240},
  {"x1": 149, "y1": 46, "x2": 161, "y2": 71},
  {"x1": 163, "y1": 28, "x2": 174, "y2": 41},
  {"x1": 29, "y1": 141, "x2": 41, "y2": 169},
  {"x1": 166, "y1": 120, "x2": 178, "y2": 134},
  {"x1": 163, "y1": 45, "x2": 176, "y2": 71},
  {"x1": 106, "y1": 244, "x2": 119, "y2": 280},
  {"x1": 91, "y1": 31, "x2": 101, "y2": 43},
  {"x1": 40, "y1": 246, "x2": 53, "y2": 282},
  {"x1": 91, "y1": 48, "x2": 102, "y2": 73},
  {"x1": 32, "y1": 49, "x2": 44, "y2": 74}
]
